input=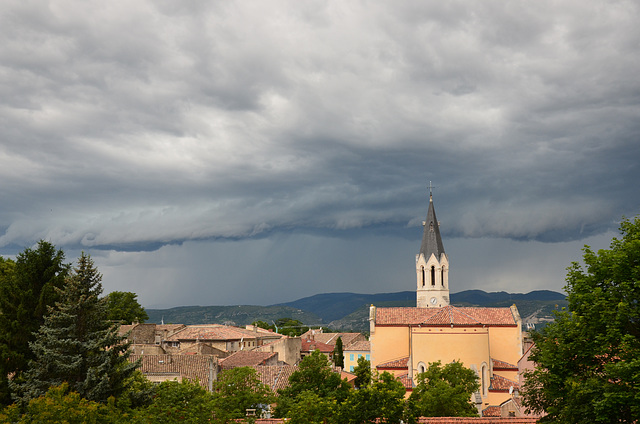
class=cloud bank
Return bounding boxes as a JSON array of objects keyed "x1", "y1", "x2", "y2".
[{"x1": 1, "y1": 1, "x2": 638, "y2": 306}]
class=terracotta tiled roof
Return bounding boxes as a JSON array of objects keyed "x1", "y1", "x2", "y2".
[
  {"x1": 490, "y1": 374, "x2": 519, "y2": 392},
  {"x1": 129, "y1": 354, "x2": 216, "y2": 388},
  {"x1": 166, "y1": 325, "x2": 265, "y2": 342},
  {"x1": 377, "y1": 356, "x2": 409, "y2": 369},
  {"x1": 300, "y1": 332, "x2": 365, "y2": 348},
  {"x1": 301, "y1": 338, "x2": 334, "y2": 353},
  {"x1": 344, "y1": 340, "x2": 370, "y2": 352},
  {"x1": 220, "y1": 351, "x2": 278, "y2": 369},
  {"x1": 375, "y1": 306, "x2": 517, "y2": 326},
  {"x1": 417, "y1": 418, "x2": 537, "y2": 423},
  {"x1": 482, "y1": 406, "x2": 502, "y2": 417},
  {"x1": 492, "y1": 358, "x2": 518, "y2": 371},
  {"x1": 396, "y1": 372, "x2": 414, "y2": 389},
  {"x1": 156, "y1": 324, "x2": 187, "y2": 332},
  {"x1": 254, "y1": 365, "x2": 298, "y2": 392}
]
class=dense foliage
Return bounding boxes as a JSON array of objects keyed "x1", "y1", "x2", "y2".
[
  {"x1": 274, "y1": 350, "x2": 350, "y2": 418},
  {"x1": 522, "y1": 216, "x2": 640, "y2": 423},
  {"x1": 105, "y1": 291, "x2": 149, "y2": 324},
  {"x1": 353, "y1": 356, "x2": 372, "y2": 389},
  {"x1": 406, "y1": 360, "x2": 480, "y2": 419}
]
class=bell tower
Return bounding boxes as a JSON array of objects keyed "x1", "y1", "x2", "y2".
[{"x1": 416, "y1": 185, "x2": 449, "y2": 308}]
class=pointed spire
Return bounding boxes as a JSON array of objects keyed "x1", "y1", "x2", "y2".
[{"x1": 419, "y1": 187, "x2": 445, "y2": 260}]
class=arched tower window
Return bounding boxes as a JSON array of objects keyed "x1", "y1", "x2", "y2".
[
  {"x1": 441, "y1": 266, "x2": 445, "y2": 286},
  {"x1": 430, "y1": 266, "x2": 435, "y2": 286},
  {"x1": 421, "y1": 266, "x2": 425, "y2": 287}
]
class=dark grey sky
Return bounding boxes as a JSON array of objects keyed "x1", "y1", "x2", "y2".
[{"x1": 1, "y1": 1, "x2": 638, "y2": 308}]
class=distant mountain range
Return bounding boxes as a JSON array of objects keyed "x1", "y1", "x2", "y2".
[{"x1": 146, "y1": 289, "x2": 567, "y2": 332}]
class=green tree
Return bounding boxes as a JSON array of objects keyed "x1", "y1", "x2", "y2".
[
  {"x1": 0, "y1": 241, "x2": 69, "y2": 405},
  {"x1": 353, "y1": 356, "x2": 372, "y2": 389},
  {"x1": 1, "y1": 383, "x2": 121, "y2": 424},
  {"x1": 275, "y1": 350, "x2": 350, "y2": 418},
  {"x1": 333, "y1": 336, "x2": 344, "y2": 368},
  {"x1": 212, "y1": 367, "x2": 274, "y2": 420},
  {"x1": 287, "y1": 391, "x2": 337, "y2": 424},
  {"x1": 14, "y1": 253, "x2": 138, "y2": 404},
  {"x1": 105, "y1": 291, "x2": 149, "y2": 324},
  {"x1": 522, "y1": 216, "x2": 640, "y2": 423},
  {"x1": 251, "y1": 320, "x2": 275, "y2": 331},
  {"x1": 275, "y1": 318, "x2": 308, "y2": 337},
  {"x1": 406, "y1": 360, "x2": 479, "y2": 419},
  {"x1": 338, "y1": 371, "x2": 406, "y2": 424},
  {"x1": 134, "y1": 379, "x2": 217, "y2": 424}
]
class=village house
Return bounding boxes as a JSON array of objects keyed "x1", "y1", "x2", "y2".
[
  {"x1": 163, "y1": 324, "x2": 282, "y2": 352},
  {"x1": 343, "y1": 340, "x2": 370, "y2": 372}
]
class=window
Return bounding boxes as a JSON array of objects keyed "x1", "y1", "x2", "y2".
[
  {"x1": 350, "y1": 354, "x2": 354, "y2": 361},
  {"x1": 481, "y1": 364, "x2": 488, "y2": 397},
  {"x1": 350, "y1": 366, "x2": 354, "y2": 372},
  {"x1": 441, "y1": 266, "x2": 445, "y2": 286},
  {"x1": 431, "y1": 266, "x2": 435, "y2": 286},
  {"x1": 421, "y1": 266, "x2": 425, "y2": 286},
  {"x1": 358, "y1": 354, "x2": 362, "y2": 359},
  {"x1": 366, "y1": 354, "x2": 370, "y2": 360}
]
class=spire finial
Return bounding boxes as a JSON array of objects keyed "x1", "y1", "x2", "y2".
[{"x1": 428, "y1": 181, "x2": 434, "y2": 201}]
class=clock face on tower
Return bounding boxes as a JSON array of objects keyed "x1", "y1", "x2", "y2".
[{"x1": 430, "y1": 297, "x2": 437, "y2": 305}]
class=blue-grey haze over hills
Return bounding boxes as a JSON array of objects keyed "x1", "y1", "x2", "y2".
[{"x1": 0, "y1": 1, "x2": 638, "y2": 308}]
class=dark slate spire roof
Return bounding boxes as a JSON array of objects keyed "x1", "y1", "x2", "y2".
[{"x1": 419, "y1": 194, "x2": 446, "y2": 260}]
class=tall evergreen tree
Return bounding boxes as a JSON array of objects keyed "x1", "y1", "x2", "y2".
[
  {"x1": 333, "y1": 336, "x2": 345, "y2": 368},
  {"x1": 14, "y1": 253, "x2": 138, "y2": 404},
  {"x1": 0, "y1": 241, "x2": 69, "y2": 405}
]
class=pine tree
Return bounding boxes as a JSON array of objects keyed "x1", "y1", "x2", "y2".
[{"x1": 14, "y1": 253, "x2": 138, "y2": 404}]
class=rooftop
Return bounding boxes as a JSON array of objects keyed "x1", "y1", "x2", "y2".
[{"x1": 375, "y1": 305, "x2": 518, "y2": 326}]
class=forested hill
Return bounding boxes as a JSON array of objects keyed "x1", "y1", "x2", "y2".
[{"x1": 146, "y1": 289, "x2": 566, "y2": 330}]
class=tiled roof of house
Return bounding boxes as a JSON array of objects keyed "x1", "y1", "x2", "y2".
[
  {"x1": 301, "y1": 338, "x2": 334, "y2": 353},
  {"x1": 377, "y1": 356, "x2": 409, "y2": 369},
  {"x1": 220, "y1": 351, "x2": 278, "y2": 370},
  {"x1": 344, "y1": 340, "x2": 370, "y2": 352},
  {"x1": 166, "y1": 325, "x2": 265, "y2": 342},
  {"x1": 396, "y1": 372, "x2": 414, "y2": 389},
  {"x1": 492, "y1": 358, "x2": 518, "y2": 371},
  {"x1": 157, "y1": 324, "x2": 187, "y2": 333},
  {"x1": 482, "y1": 406, "x2": 502, "y2": 417},
  {"x1": 300, "y1": 332, "x2": 365, "y2": 348},
  {"x1": 254, "y1": 365, "x2": 298, "y2": 392},
  {"x1": 375, "y1": 306, "x2": 517, "y2": 326},
  {"x1": 490, "y1": 373, "x2": 519, "y2": 392},
  {"x1": 129, "y1": 354, "x2": 216, "y2": 388}
]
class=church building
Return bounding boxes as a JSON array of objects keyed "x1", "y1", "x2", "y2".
[{"x1": 369, "y1": 191, "x2": 523, "y2": 415}]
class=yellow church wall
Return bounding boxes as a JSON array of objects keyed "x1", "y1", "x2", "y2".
[
  {"x1": 410, "y1": 327, "x2": 490, "y2": 372},
  {"x1": 369, "y1": 325, "x2": 410, "y2": 369},
  {"x1": 487, "y1": 326, "x2": 522, "y2": 365},
  {"x1": 486, "y1": 391, "x2": 512, "y2": 409}
]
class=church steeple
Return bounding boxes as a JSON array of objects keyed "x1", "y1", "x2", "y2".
[
  {"x1": 416, "y1": 185, "x2": 450, "y2": 308},
  {"x1": 419, "y1": 193, "x2": 446, "y2": 262}
]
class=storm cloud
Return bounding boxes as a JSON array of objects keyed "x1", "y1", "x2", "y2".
[{"x1": 1, "y1": 1, "x2": 638, "y2": 307}]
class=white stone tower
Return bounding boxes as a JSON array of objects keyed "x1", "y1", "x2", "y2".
[{"x1": 416, "y1": 189, "x2": 449, "y2": 308}]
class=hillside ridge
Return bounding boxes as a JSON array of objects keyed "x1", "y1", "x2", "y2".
[{"x1": 146, "y1": 289, "x2": 566, "y2": 329}]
